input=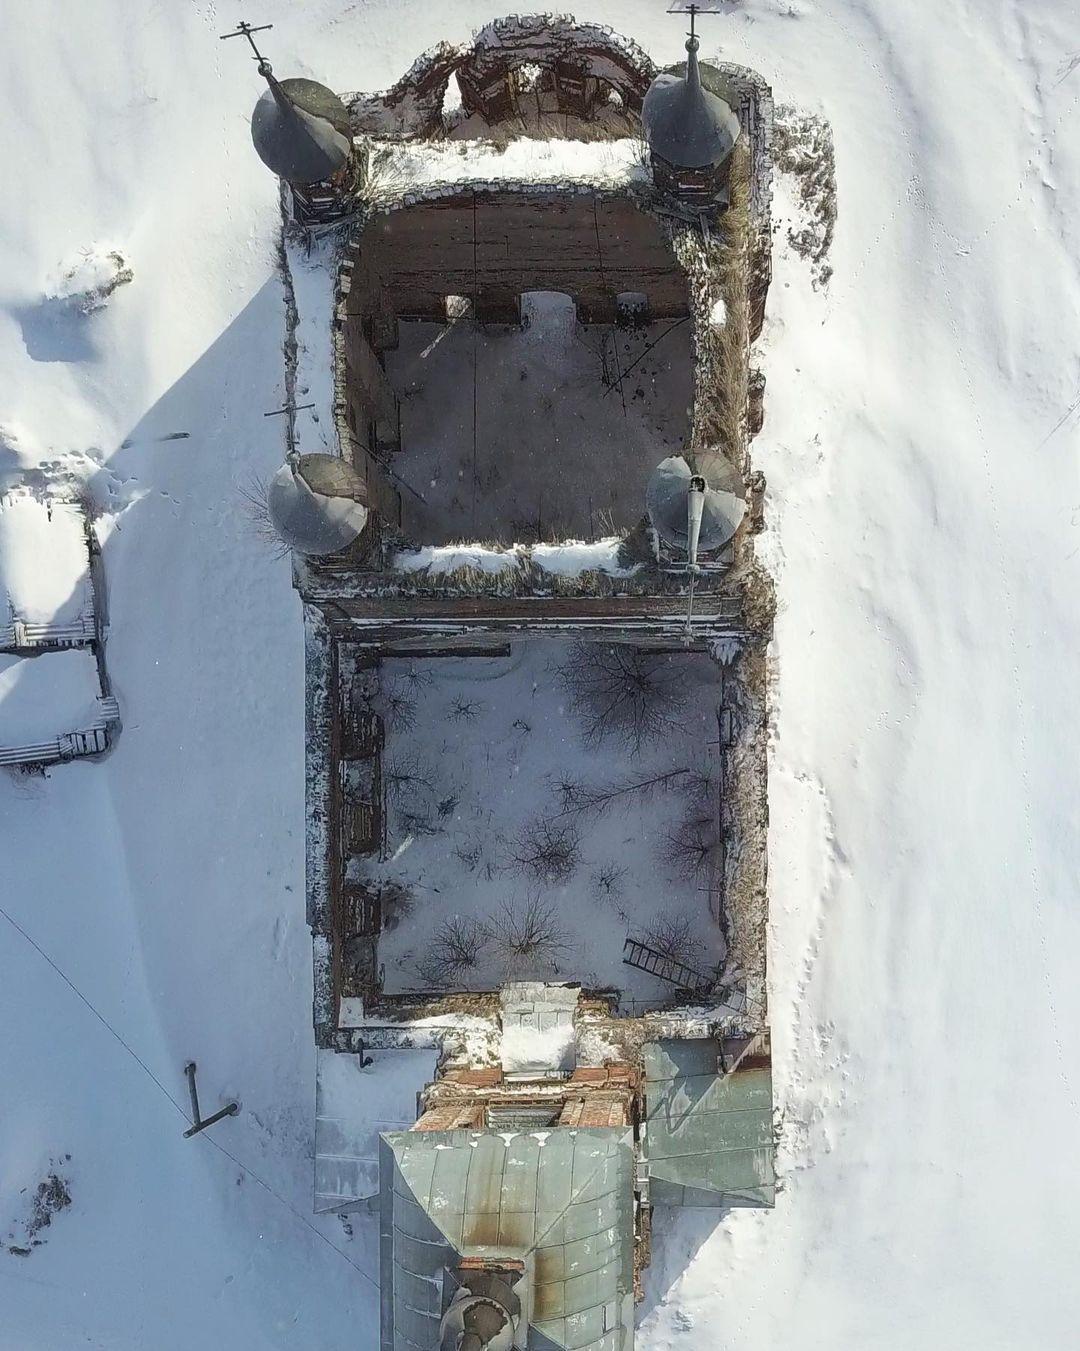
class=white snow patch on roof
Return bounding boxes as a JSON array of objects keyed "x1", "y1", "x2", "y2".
[
  {"x1": 531, "y1": 537, "x2": 638, "y2": 576},
  {"x1": 383, "y1": 137, "x2": 648, "y2": 192},
  {"x1": 500, "y1": 1020, "x2": 576, "y2": 1074},
  {"x1": 0, "y1": 649, "x2": 102, "y2": 745},
  {"x1": 392, "y1": 543, "x2": 523, "y2": 574},
  {"x1": 392, "y1": 538, "x2": 637, "y2": 578},
  {"x1": 0, "y1": 495, "x2": 93, "y2": 628}
]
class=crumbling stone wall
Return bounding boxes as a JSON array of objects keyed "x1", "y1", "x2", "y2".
[
  {"x1": 305, "y1": 607, "x2": 340, "y2": 1047},
  {"x1": 332, "y1": 261, "x2": 404, "y2": 528},
  {"x1": 715, "y1": 639, "x2": 770, "y2": 1029},
  {"x1": 345, "y1": 14, "x2": 657, "y2": 140}
]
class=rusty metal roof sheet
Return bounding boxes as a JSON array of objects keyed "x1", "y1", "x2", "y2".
[
  {"x1": 379, "y1": 1126, "x2": 635, "y2": 1351},
  {"x1": 644, "y1": 1038, "x2": 775, "y2": 1208}
]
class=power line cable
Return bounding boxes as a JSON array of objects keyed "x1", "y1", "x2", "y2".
[
  {"x1": 0, "y1": 903, "x2": 189, "y2": 1121},
  {"x1": 0, "y1": 903, "x2": 379, "y2": 1291},
  {"x1": 198, "y1": 1133, "x2": 379, "y2": 1289}
]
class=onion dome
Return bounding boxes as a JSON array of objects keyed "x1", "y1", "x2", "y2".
[
  {"x1": 267, "y1": 454, "x2": 369, "y2": 556},
  {"x1": 250, "y1": 60, "x2": 352, "y2": 186},
  {"x1": 646, "y1": 455, "x2": 743, "y2": 554},
  {"x1": 641, "y1": 35, "x2": 740, "y2": 170}
]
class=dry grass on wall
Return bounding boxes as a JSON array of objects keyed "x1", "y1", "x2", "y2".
[
  {"x1": 676, "y1": 136, "x2": 752, "y2": 477},
  {"x1": 720, "y1": 641, "x2": 770, "y2": 1023}
]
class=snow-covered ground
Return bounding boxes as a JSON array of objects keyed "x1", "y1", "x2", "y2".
[
  {"x1": 2, "y1": 2, "x2": 1080, "y2": 1349},
  {"x1": 364, "y1": 640, "x2": 724, "y2": 997},
  {"x1": 386, "y1": 298, "x2": 692, "y2": 543}
]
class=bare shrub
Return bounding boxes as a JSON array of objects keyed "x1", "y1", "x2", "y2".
[
  {"x1": 398, "y1": 663, "x2": 433, "y2": 692},
  {"x1": 680, "y1": 769, "x2": 717, "y2": 808},
  {"x1": 397, "y1": 809, "x2": 440, "y2": 837},
  {"x1": 487, "y1": 895, "x2": 570, "y2": 975},
  {"x1": 641, "y1": 911, "x2": 698, "y2": 965},
  {"x1": 590, "y1": 864, "x2": 629, "y2": 922},
  {"x1": 551, "y1": 767, "x2": 693, "y2": 819},
  {"x1": 508, "y1": 818, "x2": 581, "y2": 886},
  {"x1": 237, "y1": 474, "x2": 289, "y2": 559},
  {"x1": 382, "y1": 682, "x2": 417, "y2": 733},
  {"x1": 590, "y1": 863, "x2": 627, "y2": 900},
  {"x1": 663, "y1": 811, "x2": 721, "y2": 880},
  {"x1": 356, "y1": 145, "x2": 409, "y2": 207},
  {"x1": 384, "y1": 754, "x2": 439, "y2": 838},
  {"x1": 594, "y1": 507, "x2": 617, "y2": 537},
  {"x1": 453, "y1": 838, "x2": 484, "y2": 871},
  {"x1": 555, "y1": 642, "x2": 688, "y2": 751},
  {"x1": 380, "y1": 882, "x2": 414, "y2": 932},
  {"x1": 384, "y1": 753, "x2": 434, "y2": 807},
  {"x1": 449, "y1": 697, "x2": 483, "y2": 722},
  {"x1": 415, "y1": 915, "x2": 489, "y2": 987}
]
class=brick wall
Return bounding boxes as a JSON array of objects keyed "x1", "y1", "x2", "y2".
[{"x1": 350, "y1": 190, "x2": 689, "y2": 323}]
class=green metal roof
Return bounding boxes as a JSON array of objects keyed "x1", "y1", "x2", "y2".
[
  {"x1": 379, "y1": 1126, "x2": 635, "y2": 1351},
  {"x1": 644, "y1": 1039, "x2": 775, "y2": 1208}
]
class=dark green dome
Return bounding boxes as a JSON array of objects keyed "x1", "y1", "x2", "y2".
[{"x1": 250, "y1": 68, "x2": 352, "y2": 186}]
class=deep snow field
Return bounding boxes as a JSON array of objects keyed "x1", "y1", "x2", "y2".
[{"x1": 2, "y1": 1, "x2": 1080, "y2": 1349}]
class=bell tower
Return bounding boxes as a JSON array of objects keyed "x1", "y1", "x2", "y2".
[
  {"x1": 641, "y1": 4, "x2": 741, "y2": 205},
  {"x1": 224, "y1": 20, "x2": 359, "y2": 226}
]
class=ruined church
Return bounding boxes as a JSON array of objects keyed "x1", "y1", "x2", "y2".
[{"x1": 241, "y1": 12, "x2": 776, "y2": 1349}]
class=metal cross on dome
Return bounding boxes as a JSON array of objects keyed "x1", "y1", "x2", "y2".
[
  {"x1": 666, "y1": 1, "x2": 727, "y2": 37},
  {"x1": 219, "y1": 19, "x2": 275, "y2": 65}
]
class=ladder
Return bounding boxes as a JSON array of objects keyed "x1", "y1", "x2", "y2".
[{"x1": 622, "y1": 938, "x2": 714, "y2": 995}]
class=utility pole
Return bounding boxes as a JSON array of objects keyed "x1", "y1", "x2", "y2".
[{"x1": 183, "y1": 1061, "x2": 240, "y2": 1139}]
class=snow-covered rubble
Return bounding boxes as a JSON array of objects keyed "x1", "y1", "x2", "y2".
[{"x1": 44, "y1": 248, "x2": 133, "y2": 315}]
